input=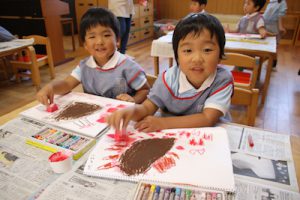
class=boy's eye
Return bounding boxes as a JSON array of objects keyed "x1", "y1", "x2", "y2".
[
  {"x1": 183, "y1": 49, "x2": 192, "y2": 53},
  {"x1": 203, "y1": 48, "x2": 213, "y2": 53},
  {"x1": 104, "y1": 34, "x2": 111, "y2": 37},
  {"x1": 87, "y1": 35, "x2": 95, "y2": 39}
]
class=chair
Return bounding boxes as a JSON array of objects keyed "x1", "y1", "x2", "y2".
[
  {"x1": 220, "y1": 52, "x2": 258, "y2": 90},
  {"x1": 0, "y1": 57, "x2": 9, "y2": 80},
  {"x1": 146, "y1": 73, "x2": 157, "y2": 87},
  {"x1": 231, "y1": 87, "x2": 259, "y2": 126},
  {"x1": 220, "y1": 52, "x2": 259, "y2": 126},
  {"x1": 10, "y1": 35, "x2": 55, "y2": 90},
  {"x1": 61, "y1": 17, "x2": 76, "y2": 51}
]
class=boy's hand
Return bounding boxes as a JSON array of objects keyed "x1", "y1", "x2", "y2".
[
  {"x1": 134, "y1": 116, "x2": 164, "y2": 133},
  {"x1": 116, "y1": 93, "x2": 135, "y2": 103},
  {"x1": 36, "y1": 85, "x2": 54, "y2": 106},
  {"x1": 106, "y1": 106, "x2": 136, "y2": 131},
  {"x1": 259, "y1": 28, "x2": 267, "y2": 38}
]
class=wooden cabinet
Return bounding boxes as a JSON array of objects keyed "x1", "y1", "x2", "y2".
[
  {"x1": 128, "y1": 0, "x2": 154, "y2": 45},
  {"x1": 75, "y1": 0, "x2": 108, "y2": 45},
  {"x1": 75, "y1": 0, "x2": 153, "y2": 46},
  {"x1": 280, "y1": 14, "x2": 300, "y2": 45}
]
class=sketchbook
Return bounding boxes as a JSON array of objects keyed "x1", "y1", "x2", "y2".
[
  {"x1": 84, "y1": 126, "x2": 235, "y2": 193},
  {"x1": 20, "y1": 92, "x2": 132, "y2": 138}
]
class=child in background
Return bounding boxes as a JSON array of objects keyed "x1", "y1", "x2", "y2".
[
  {"x1": 227, "y1": 0, "x2": 267, "y2": 38},
  {"x1": 107, "y1": 13, "x2": 233, "y2": 132},
  {"x1": 161, "y1": 0, "x2": 208, "y2": 33},
  {"x1": 36, "y1": 8, "x2": 149, "y2": 106},
  {"x1": 263, "y1": 0, "x2": 287, "y2": 69},
  {"x1": 190, "y1": 0, "x2": 207, "y2": 14}
]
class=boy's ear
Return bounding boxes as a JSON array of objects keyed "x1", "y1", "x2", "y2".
[{"x1": 116, "y1": 37, "x2": 121, "y2": 48}]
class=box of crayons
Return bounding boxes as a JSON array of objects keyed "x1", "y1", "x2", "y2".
[
  {"x1": 26, "y1": 127, "x2": 96, "y2": 160},
  {"x1": 134, "y1": 181, "x2": 229, "y2": 200}
]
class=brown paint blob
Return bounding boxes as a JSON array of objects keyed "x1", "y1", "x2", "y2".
[
  {"x1": 54, "y1": 102, "x2": 101, "y2": 121},
  {"x1": 119, "y1": 138, "x2": 175, "y2": 176}
]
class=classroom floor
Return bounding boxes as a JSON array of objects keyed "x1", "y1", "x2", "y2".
[{"x1": 0, "y1": 35, "x2": 299, "y2": 136}]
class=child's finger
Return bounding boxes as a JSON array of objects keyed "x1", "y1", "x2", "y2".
[{"x1": 49, "y1": 93, "x2": 54, "y2": 105}]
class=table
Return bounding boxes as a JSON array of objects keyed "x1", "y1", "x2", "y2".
[
  {"x1": 0, "y1": 98, "x2": 299, "y2": 199},
  {"x1": 0, "y1": 38, "x2": 35, "y2": 79},
  {"x1": 151, "y1": 33, "x2": 277, "y2": 104},
  {"x1": 0, "y1": 38, "x2": 34, "y2": 58}
]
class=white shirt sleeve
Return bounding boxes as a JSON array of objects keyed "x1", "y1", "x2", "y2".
[
  {"x1": 70, "y1": 65, "x2": 81, "y2": 82},
  {"x1": 204, "y1": 84, "x2": 233, "y2": 116},
  {"x1": 256, "y1": 17, "x2": 265, "y2": 29}
]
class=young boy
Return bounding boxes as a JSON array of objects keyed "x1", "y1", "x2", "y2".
[
  {"x1": 190, "y1": 0, "x2": 207, "y2": 13},
  {"x1": 107, "y1": 13, "x2": 233, "y2": 132},
  {"x1": 228, "y1": 0, "x2": 267, "y2": 38},
  {"x1": 36, "y1": 8, "x2": 149, "y2": 106}
]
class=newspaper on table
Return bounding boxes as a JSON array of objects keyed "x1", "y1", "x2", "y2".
[
  {"x1": 35, "y1": 153, "x2": 137, "y2": 200},
  {"x1": 0, "y1": 119, "x2": 56, "y2": 200},
  {"x1": 234, "y1": 177, "x2": 300, "y2": 200},
  {"x1": 222, "y1": 123, "x2": 299, "y2": 193},
  {"x1": 221, "y1": 123, "x2": 292, "y2": 161},
  {"x1": 0, "y1": 38, "x2": 34, "y2": 53}
]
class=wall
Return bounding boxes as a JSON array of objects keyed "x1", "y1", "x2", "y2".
[{"x1": 156, "y1": 0, "x2": 300, "y2": 20}]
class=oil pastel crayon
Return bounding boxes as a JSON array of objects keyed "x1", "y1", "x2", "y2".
[
  {"x1": 55, "y1": 133, "x2": 71, "y2": 145},
  {"x1": 41, "y1": 129, "x2": 57, "y2": 140},
  {"x1": 216, "y1": 193, "x2": 222, "y2": 200},
  {"x1": 153, "y1": 186, "x2": 161, "y2": 200},
  {"x1": 136, "y1": 184, "x2": 145, "y2": 200},
  {"x1": 198, "y1": 191, "x2": 206, "y2": 200},
  {"x1": 179, "y1": 188, "x2": 185, "y2": 200},
  {"x1": 163, "y1": 188, "x2": 170, "y2": 200},
  {"x1": 190, "y1": 191, "x2": 196, "y2": 200},
  {"x1": 147, "y1": 185, "x2": 156, "y2": 200},
  {"x1": 70, "y1": 138, "x2": 88, "y2": 151},
  {"x1": 206, "y1": 192, "x2": 212, "y2": 200},
  {"x1": 169, "y1": 188, "x2": 175, "y2": 200},
  {"x1": 51, "y1": 133, "x2": 67, "y2": 144},
  {"x1": 174, "y1": 188, "x2": 181, "y2": 200},
  {"x1": 158, "y1": 187, "x2": 165, "y2": 200},
  {"x1": 185, "y1": 189, "x2": 192, "y2": 200},
  {"x1": 141, "y1": 184, "x2": 150, "y2": 200},
  {"x1": 46, "y1": 131, "x2": 62, "y2": 143},
  {"x1": 62, "y1": 135, "x2": 80, "y2": 148}
]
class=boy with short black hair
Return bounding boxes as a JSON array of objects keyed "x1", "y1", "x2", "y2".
[
  {"x1": 37, "y1": 7, "x2": 149, "y2": 105},
  {"x1": 190, "y1": 0, "x2": 207, "y2": 13},
  {"x1": 107, "y1": 13, "x2": 233, "y2": 132}
]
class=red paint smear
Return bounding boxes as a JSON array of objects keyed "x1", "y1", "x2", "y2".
[
  {"x1": 117, "y1": 104, "x2": 127, "y2": 108},
  {"x1": 106, "y1": 146, "x2": 123, "y2": 151},
  {"x1": 97, "y1": 162, "x2": 117, "y2": 170},
  {"x1": 179, "y1": 131, "x2": 191, "y2": 138},
  {"x1": 103, "y1": 154, "x2": 119, "y2": 160},
  {"x1": 166, "y1": 133, "x2": 176, "y2": 136},
  {"x1": 153, "y1": 156, "x2": 176, "y2": 173},
  {"x1": 107, "y1": 134, "x2": 115, "y2": 139},
  {"x1": 176, "y1": 146, "x2": 185, "y2": 150},
  {"x1": 168, "y1": 152, "x2": 179, "y2": 159},
  {"x1": 203, "y1": 133, "x2": 213, "y2": 141},
  {"x1": 199, "y1": 138, "x2": 204, "y2": 145},
  {"x1": 147, "y1": 133, "x2": 155, "y2": 137},
  {"x1": 107, "y1": 107, "x2": 118, "y2": 113},
  {"x1": 189, "y1": 138, "x2": 197, "y2": 146},
  {"x1": 97, "y1": 116, "x2": 106, "y2": 123}
]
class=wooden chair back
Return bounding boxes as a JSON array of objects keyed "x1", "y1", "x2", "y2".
[
  {"x1": 10, "y1": 35, "x2": 55, "y2": 90},
  {"x1": 146, "y1": 73, "x2": 157, "y2": 87},
  {"x1": 231, "y1": 87, "x2": 259, "y2": 126},
  {"x1": 220, "y1": 52, "x2": 258, "y2": 90}
]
